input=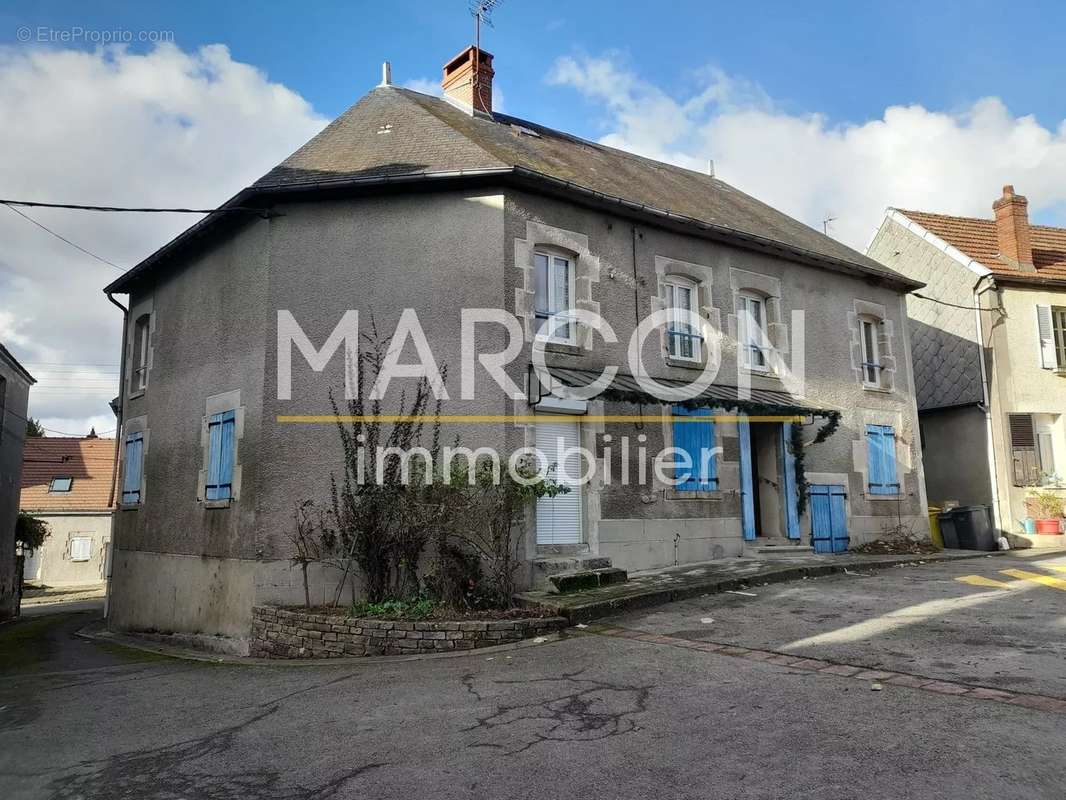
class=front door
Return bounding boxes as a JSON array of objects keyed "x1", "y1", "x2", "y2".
[
  {"x1": 739, "y1": 417, "x2": 800, "y2": 540},
  {"x1": 535, "y1": 419, "x2": 583, "y2": 545},
  {"x1": 810, "y1": 484, "x2": 849, "y2": 553}
]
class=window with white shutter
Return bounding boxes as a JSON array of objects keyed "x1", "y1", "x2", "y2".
[
  {"x1": 1009, "y1": 413, "x2": 1040, "y2": 486},
  {"x1": 534, "y1": 419, "x2": 583, "y2": 545},
  {"x1": 69, "y1": 537, "x2": 92, "y2": 562},
  {"x1": 1037, "y1": 305, "x2": 1057, "y2": 369}
]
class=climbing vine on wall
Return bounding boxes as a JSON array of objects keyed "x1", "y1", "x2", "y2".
[{"x1": 789, "y1": 411, "x2": 842, "y2": 518}]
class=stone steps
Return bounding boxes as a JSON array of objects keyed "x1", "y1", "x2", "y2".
[{"x1": 547, "y1": 567, "x2": 629, "y2": 595}]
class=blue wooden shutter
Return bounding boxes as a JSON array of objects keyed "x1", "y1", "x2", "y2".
[
  {"x1": 867, "y1": 424, "x2": 899, "y2": 495},
  {"x1": 738, "y1": 415, "x2": 756, "y2": 540},
  {"x1": 780, "y1": 422, "x2": 800, "y2": 539},
  {"x1": 672, "y1": 406, "x2": 717, "y2": 491},
  {"x1": 206, "y1": 411, "x2": 236, "y2": 500},
  {"x1": 122, "y1": 432, "x2": 143, "y2": 504},
  {"x1": 881, "y1": 426, "x2": 899, "y2": 493},
  {"x1": 810, "y1": 485, "x2": 832, "y2": 553}
]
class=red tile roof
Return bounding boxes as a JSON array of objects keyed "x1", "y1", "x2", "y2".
[
  {"x1": 898, "y1": 209, "x2": 1066, "y2": 282},
  {"x1": 20, "y1": 437, "x2": 116, "y2": 513}
]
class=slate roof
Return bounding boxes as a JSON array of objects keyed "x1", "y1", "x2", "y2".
[
  {"x1": 0, "y1": 342, "x2": 36, "y2": 385},
  {"x1": 20, "y1": 437, "x2": 116, "y2": 513},
  {"x1": 106, "y1": 85, "x2": 919, "y2": 294},
  {"x1": 898, "y1": 209, "x2": 1066, "y2": 284}
]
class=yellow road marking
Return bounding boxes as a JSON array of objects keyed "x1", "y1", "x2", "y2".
[
  {"x1": 955, "y1": 575, "x2": 1017, "y2": 589},
  {"x1": 1000, "y1": 569, "x2": 1066, "y2": 592},
  {"x1": 1042, "y1": 564, "x2": 1066, "y2": 574}
]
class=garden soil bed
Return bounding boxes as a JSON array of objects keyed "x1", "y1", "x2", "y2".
[{"x1": 250, "y1": 606, "x2": 568, "y2": 659}]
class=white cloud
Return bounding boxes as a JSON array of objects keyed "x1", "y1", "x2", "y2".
[
  {"x1": 0, "y1": 43, "x2": 326, "y2": 436},
  {"x1": 548, "y1": 54, "x2": 1066, "y2": 249}
]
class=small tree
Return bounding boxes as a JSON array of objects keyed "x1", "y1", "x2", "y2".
[
  {"x1": 318, "y1": 323, "x2": 445, "y2": 605},
  {"x1": 437, "y1": 457, "x2": 567, "y2": 607},
  {"x1": 288, "y1": 500, "x2": 322, "y2": 608},
  {"x1": 16, "y1": 513, "x2": 50, "y2": 550},
  {"x1": 25, "y1": 418, "x2": 45, "y2": 437}
]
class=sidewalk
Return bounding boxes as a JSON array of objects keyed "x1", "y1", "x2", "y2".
[
  {"x1": 21, "y1": 583, "x2": 107, "y2": 608},
  {"x1": 515, "y1": 549, "x2": 1010, "y2": 623}
]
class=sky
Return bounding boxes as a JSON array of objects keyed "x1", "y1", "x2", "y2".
[{"x1": 2, "y1": 0, "x2": 1066, "y2": 436}]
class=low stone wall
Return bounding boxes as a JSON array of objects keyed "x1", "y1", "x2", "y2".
[{"x1": 249, "y1": 606, "x2": 568, "y2": 659}]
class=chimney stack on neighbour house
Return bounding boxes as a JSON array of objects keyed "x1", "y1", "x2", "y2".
[
  {"x1": 993, "y1": 184, "x2": 1034, "y2": 270},
  {"x1": 441, "y1": 46, "x2": 494, "y2": 115}
]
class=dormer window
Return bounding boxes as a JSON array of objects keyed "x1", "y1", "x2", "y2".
[
  {"x1": 664, "y1": 277, "x2": 701, "y2": 361},
  {"x1": 49, "y1": 476, "x2": 73, "y2": 493},
  {"x1": 534, "y1": 249, "x2": 575, "y2": 343}
]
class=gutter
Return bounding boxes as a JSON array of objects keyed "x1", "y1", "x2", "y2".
[
  {"x1": 972, "y1": 274, "x2": 1003, "y2": 533},
  {"x1": 104, "y1": 168, "x2": 923, "y2": 295},
  {"x1": 104, "y1": 291, "x2": 128, "y2": 621}
]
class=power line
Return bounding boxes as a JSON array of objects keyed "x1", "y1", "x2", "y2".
[
  {"x1": 911, "y1": 292, "x2": 987, "y2": 311},
  {"x1": 2, "y1": 202, "x2": 125, "y2": 272}
]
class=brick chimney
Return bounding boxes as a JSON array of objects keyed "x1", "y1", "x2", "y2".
[
  {"x1": 441, "y1": 46, "x2": 494, "y2": 115},
  {"x1": 993, "y1": 184, "x2": 1034, "y2": 270}
]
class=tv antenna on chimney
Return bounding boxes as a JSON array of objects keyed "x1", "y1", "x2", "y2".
[{"x1": 469, "y1": 0, "x2": 502, "y2": 112}]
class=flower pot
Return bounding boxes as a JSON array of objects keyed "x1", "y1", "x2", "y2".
[{"x1": 1034, "y1": 518, "x2": 1063, "y2": 535}]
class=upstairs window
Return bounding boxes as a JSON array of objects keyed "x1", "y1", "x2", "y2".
[
  {"x1": 49, "y1": 476, "x2": 73, "y2": 493},
  {"x1": 860, "y1": 317, "x2": 883, "y2": 387},
  {"x1": 534, "y1": 250, "x2": 575, "y2": 343},
  {"x1": 122, "y1": 432, "x2": 144, "y2": 505},
  {"x1": 664, "y1": 278, "x2": 702, "y2": 361},
  {"x1": 206, "y1": 410, "x2": 236, "y2": 501},
  {"x1": 131, "y1": 313, "x2": 151, "y2": 392},
  {"x1": 737, "y1": 293, "x2": 768, "y2": 370}
]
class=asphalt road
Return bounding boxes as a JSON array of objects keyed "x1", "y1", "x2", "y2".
[{"x1": 1, "y1": 552, "x2": 1064, "y2": 800}]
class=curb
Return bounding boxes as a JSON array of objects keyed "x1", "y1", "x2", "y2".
[
  {"x1": 521, "y1": 551, "x2": 1010, "y2": 623},
  {"x1": 77, "y1": 622, "x2": 569, "y2": 667}
]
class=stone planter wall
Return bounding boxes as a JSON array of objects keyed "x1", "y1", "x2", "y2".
[{"x1": 249, "y1": 606, "x2": 568, "y2": 659}]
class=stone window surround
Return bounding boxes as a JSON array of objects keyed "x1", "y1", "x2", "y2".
[
  {"x1": 652, "y1": 256, "x2": 721, "y2": 370},
  {"x1": 120, "y1": 414, "x2": 149, "y2": 510},
  {"x1": 849, "y1": 299, "x2": 897, "y2": 393},
  {"x1": 851, "y1": 408, "x2": 911, "y2": 501},
  {"x1": 514, "y1": 220, "x2": 601, "y2": 350},
  {"x1": 125, "y1": 297, "x2": 155, "y2": 400},
  {"x1": 728, "y1": 267, "x2": 788, "y2": 377},
  {"x1": 197, "y1": 389, "x2": 245, "y2": 508}
]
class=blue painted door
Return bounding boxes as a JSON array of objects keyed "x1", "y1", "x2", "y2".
[
  {"x1": 738, "y1": 416, "x2": 756, "y2": 540},
  {"x1": 810, "y1": 484, "x2": 849, "y2": 554},
  {"x1": 780, "y1": 423, "x2": 800, "y2": 540}
]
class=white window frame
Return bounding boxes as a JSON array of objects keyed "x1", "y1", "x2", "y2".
[
  {"x1": 860, "y1": 316, "x2": 883, "y2": 388},
  {"x1": 132, "y1": 313, "x2": 151, "y2": 392},
  {"x1": 69, "y1": 536, "x2": 92, "y2": 562},
  {"x1": 738, "y1": 292, "x2": 768, "y2": 371},
  {"x1": 49, "y1": 476, "x2": 73, "y2": 493},
  {"x1": 664, "y1": 277, "x2": 702, "y2": 362},
  {"x1": 533, "y1": 248, "x2": 576, "y2": 344}
]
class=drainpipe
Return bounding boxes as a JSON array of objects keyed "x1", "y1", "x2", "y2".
[
  {"x1": 972, "y1": 274, "x2": 1002, "y2": 533},
  {"x1": 104, "y1": 291, "x2": 128, "y2": 621}
]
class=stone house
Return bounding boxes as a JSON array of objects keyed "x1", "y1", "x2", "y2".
[
  {"x1": 19, "y1": 436, "x2": 115, "y2": 587},
  {"x1": 868, "y1": 185, "x2": 1066, "y2": 545},
  {"x1": 0, "y1": 342, "x2": 35, "y2": 619},
  {"x1": 103, "y1": 45, "x2": 929, "y2": 644}
]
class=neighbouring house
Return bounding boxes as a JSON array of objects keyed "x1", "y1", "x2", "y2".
[
  {"x1": 103, "y1": 44, "x2": 929, "y2": 645},
  {"x1": 868, "y1": 185, "x2": 1066, "y2": 546},
  {"x1": 19, "y1": 435, "x2": 116, "y2": 587},
  {"x1": 0, "y1": 343, "x2": 35, "y2": 619}
]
